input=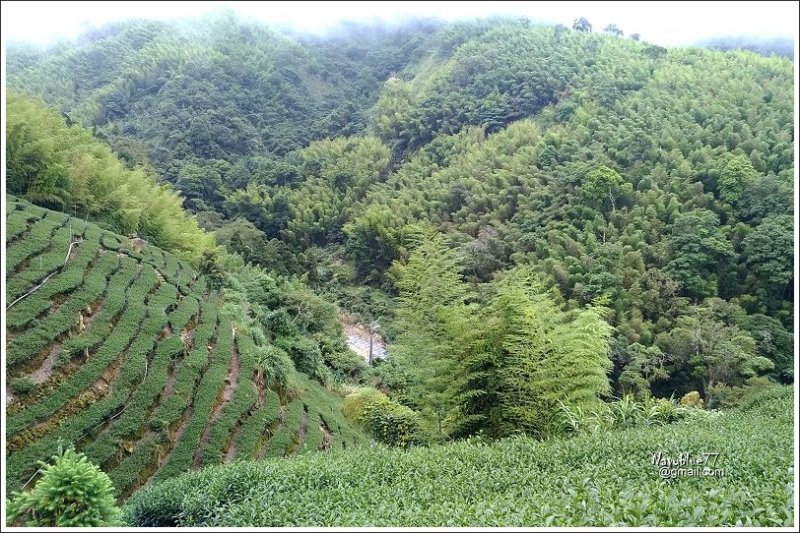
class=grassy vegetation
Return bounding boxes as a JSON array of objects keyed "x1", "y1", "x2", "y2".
[
  {"x1": 5, "y1": 199, "x2": 42, "y2": 241},
  {"x1": 149, "y1": 303, "x2": 219, "y2": 429},
  {"x1": 125, "y1": 387, "x2": 794, "y2": 527},
  {"x1": 296, "y1": 375, "x2": 369, "y2": 451},
  {"x1": 7, "y1": 264, "x2": 158, "y2": 435},
  {"x1": 82, "y1": 336, "x2": 185, "y2": 467},
  {"x1": 153, "y1": 316, "x2": 234, "y2": 480},
  {"x1": 5, "y1": 17, "x2": 795, "y2": 527},
  {"x1": 5, "y1": 198, "x2": 367, "y2": 494}
]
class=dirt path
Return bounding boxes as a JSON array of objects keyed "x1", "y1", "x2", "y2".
[
  {"x1": 221, "y1": 331, "x2": 240, "y2": 404},
  {"x1": 320, "y1": 416, "x2": 332, "y2": 452},
  {"x1": 159, "y1": 361, "x2": 179, "y2": 404},
  {"x1": 192, "y1": 327, "x2": 240, "y2": 468},
  {"x1": 298, "y1": 406, "x2": 309, "y2": 444},
  {"x1": 80, "y1": 299, "x2": 103, "y2": 330},
  {"x1": 255, "y1": 367, "x2": 266, "y2": 407},
  {"x1": 160, "y1": 320, "x2": 196, "y2": 403},
  {"x1": 288, "y1": 406, "x2": 310, "y2": 455},
  {"x1": 180, "y1": 323, "x2": 197, "y2": 352},
  {"x1": 28, "y1": 344, "x2": 61, "y2": 385},
  {"x1": 224, "y1": 366, "x2": 268, "y2": 462},
  {"x1": 224, "y1": 424, "x2": 243, "y2": 462}
]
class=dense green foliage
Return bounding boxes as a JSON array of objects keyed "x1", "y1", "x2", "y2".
[
  {"x1": 10, "y1": 17, "x2": 791, "y2": 411},
  {"x1": 6, "y1": 93, "x2": 215, "y2": 260},
  {"x1": 5, "y1": 199, "x2": 366, "y2": 496},
  {"x1": 124, "y1": 387, "x2": 794, "y2": 527},
  {"x1": 6, "y1": 16, "x2": 437, "y2": 176},
  {"x1": 342, "y1": 388, "x2": 423, "y2": 446},
  {"x1": 6, "y1": 447, "x2": 123, "y2": 527},
  {"x1": 381, "y1": 237, "x2": 614, "y2": 439},
  {"x1": 4, "y1": 15, "x2": 795, "y2": 523},
  {"x1": 557, "y1": 393, "x2": 715, "y2": 435}
]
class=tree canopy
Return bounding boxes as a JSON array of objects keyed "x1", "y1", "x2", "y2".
[{"x1": 6, "y1": 14, "x2": 794, "y2": 430}]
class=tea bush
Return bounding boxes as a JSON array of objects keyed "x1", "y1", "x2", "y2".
[{"x1": 125, "y1": 387, "x2": 794, "y2": 527}]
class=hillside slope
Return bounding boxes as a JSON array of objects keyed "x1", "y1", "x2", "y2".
[
  {"x1": 6, "y1": 17, "x2": 438, "y2": 170},
  {"x1": 5, "y1": 196, "x2": 366, "y2": 497},
  {"x1": 125, "y1": 387, "x2": 794, "y2": 527},
  {"x1": 8, "y1": 20, "x2": 791, "y2": 383}
]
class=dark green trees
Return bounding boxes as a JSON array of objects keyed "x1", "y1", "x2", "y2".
[
  {"x1": 665, "y1": 210, "x2": 734, "y2": 300},
  {"x1": 719, "y1": 155, "x2": 758, "y2": 205},
  {"x1": 6, "y1": 16, "x2": 793, "y2": 428},
  {"x1": 742, "y1": 215, "x2": 794, "y2": 312}
]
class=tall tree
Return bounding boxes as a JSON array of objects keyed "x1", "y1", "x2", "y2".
[
  {"x1": 665, "y1": 210, "x2": 734, "y2": 301},
  {"x1": 389, "y1": 234, "x2": 477, "y2": 437},
  {"x1": 656, "y1": 305, "x2": 774, "y2": 401},
  {"x1": 572, "y1": 17, "x2": 592, "y2": 32},
  {"x1": 489, "y1": 268, "x2": 613, "y2": 436},
  {"x1": 743, "y1": 215, "x2": 794, "y2": 311},
  {"x1": 719, "y1": 155, "x2": 758, "y2": 205}
]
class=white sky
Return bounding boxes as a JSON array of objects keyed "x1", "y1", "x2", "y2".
[{"x1": 1, "y1": 1, "x2": 797, "y2": 47}]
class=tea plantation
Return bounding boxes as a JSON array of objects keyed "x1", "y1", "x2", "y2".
[
  {"x1": 5, "y1": 197, "x2": 367, "y2": 496},
  {"x1": 125, "y1": 387, "x2": 794, "y2": 527}
]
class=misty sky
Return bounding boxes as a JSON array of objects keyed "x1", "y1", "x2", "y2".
[{"x1": 1, "y1": 1, "x2": 798, "y2": 47}]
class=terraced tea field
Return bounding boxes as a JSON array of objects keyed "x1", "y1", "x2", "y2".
[
  {"x1": 125, "y1": 387, "x2": 795, "y2": 527},
  {"x1": 5, "y1": 197, "x2": 367, "y2": 496}
]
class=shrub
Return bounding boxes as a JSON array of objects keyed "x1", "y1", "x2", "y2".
[
  {"x1": 280, "y1": 336, "x2": 325, "y2": 380},
  {"x1": 342, "y1": 388, "x2": 387, "y2": 425},
  {"x1": 323, "y1": 347, "x2": 368, "y2": 381},
  {"x1": 711, "y1": 377, "x2": 781, "y2": 409},
  {"x1": 606, "y1": 394, "x2": 645, "y2": 428},
  {"x1": 642, "y1": 396, "x2": 687, "y2": 426},
  {"x1": 262, "y1": 309, "x2": 296, "y2": 337},
  {"x1": 10, "y1": 377, "x2": 34, "y2": 395},
  {"x1": 557, "y1": 402, "x2": 595, "y2": 435},
  {"x1": 363, "y1": 400, "x2": 423, "y2": 447},
  {"x1": 342, "y1": 388, "x2": 423, "y2": 447},
  {"x1": 256, "y1": 344, "x2": 294, "y2": 389},
  {"x1": 680, "y1": 390, "x2": 704, "y2": 408},
  {"x1": 6, "y1": 447, "x2": 123, "y2": 527},
  {"x1": 558, "y1": 395, "x2": 701, "y2": 435}
]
